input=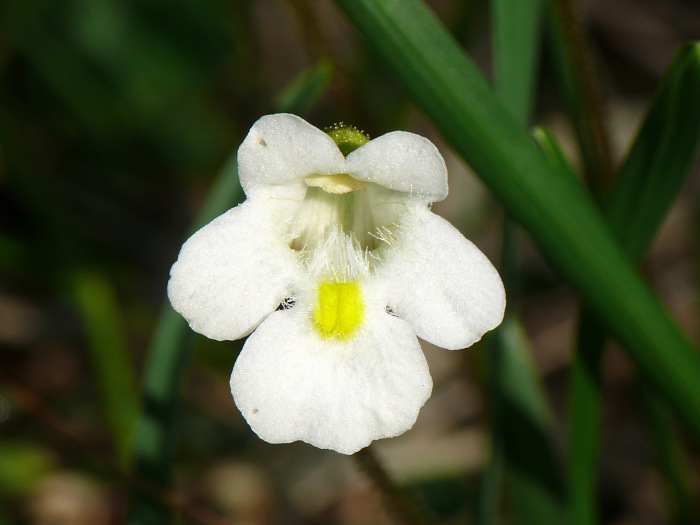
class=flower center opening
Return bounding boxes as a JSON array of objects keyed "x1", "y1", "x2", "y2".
[
  {"x1": 313, "y1": 280, "x2": 364, "y2": 340},
  {"x1": 291, "y1": 186, "x2": 377, "y2": 251}
]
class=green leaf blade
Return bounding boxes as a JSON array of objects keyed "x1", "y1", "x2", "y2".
[
  {"x1": 483, "y1": 2, "x2": 565, "y2": 523},
  {"x1": 73, "y1": 270, "x2": 139, "y2": 467},
  {"x1": 607, "y1": 42, "x2": 700, "y2": 261},
  {"x1": 128, "y1": 64, "x2": 333, "y2": 524},
  {"x1": 332, "y1": 0, "x2": 700, "y2": 441},
  {"x1": 565, "y1": 42, "x2": 700, "y2": 525}
]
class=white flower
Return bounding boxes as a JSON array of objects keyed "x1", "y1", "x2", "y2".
[{"x1": 167, "y1": 114, "x2": 505, "y2": 454}]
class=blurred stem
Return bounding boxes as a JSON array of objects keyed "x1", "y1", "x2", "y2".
[
  {"x1": 129, "y1": 148, "x2": 243, "y2": 524},
  {"x1": 477, "y1": 218, "x2": 515, "y2": 525},
  {"x1": 478, "y1": 1, "x2": 566, "y2": 523},
  {"x1": 129, "y1": 70, "x2": 335, "y2": 523},
  {"x1": 550, "y1": 1, "x2": 615, "y2": 523},
  {"x1": 354, "y1": 447, "x2": 434, "y2": 525},
  {"x1": 128, "y1": 308, "x2": 195, "y2": 523},
  {"x1": 643, "y1": 391, "x2": 696, "y2": 525},
  {"x1": 565, "y1": 43, "x2": 700, "y2": 525},
  {"x1": 476, "y1": 435, "x2": 504, "y2": 525},
  {"x1": 548, "y1": 0, "x2": 613, "y2": 200},
  {"x1": 73, "y1": 270, "x2": 139, "y2": 468},
  {"x1": 283, "y1": 0, "x2": 365, "y2": 121},
  {"x1": 566, "y1": 309, "x2": 606, "y2": 525},
  {"x1": 478, "y1": 221, "x2": 516, "y2": 525}
]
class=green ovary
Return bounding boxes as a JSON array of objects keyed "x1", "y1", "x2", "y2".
[{"x1": 313, "y1": 280, "x2": 364, "y2": 340}]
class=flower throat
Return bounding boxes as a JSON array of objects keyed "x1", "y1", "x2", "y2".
[{"x1": 303, "y1": 124, "x2": 372, "y2": 340}]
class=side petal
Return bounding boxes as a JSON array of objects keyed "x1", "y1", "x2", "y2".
[
  {"x1": 230, "y1": 305, "x2": 432, "y2": 455},
  {"x1": 346, "y1": 131, "x2": 448, "y2": 202},
  {"x1": 376, "y1": 208, "x2": 505, "y2": 350},
  {"x1": 167, "y1": 198, "x2": 300, "y2": 341},
  {"x1": 238, "y1": 113, "x2": 345, "y2": 194}
]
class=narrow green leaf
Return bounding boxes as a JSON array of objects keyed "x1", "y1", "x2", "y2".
[
  {"x1": 533, "y1": 127, "x2": 578, "y2": 180},
  {"x1": 274, "y1": 60, "x2": 334, "y2": 115},
  {"x1": 128, "y1": 307, "x2": 196, "y2": 523},
  {"x1": 483, "y1": 2, "x2": 565, "y2": 524},
  {"x1": 492, "y1": 0, "x2": 542, "y2": 126},
  {"x1": 332, "y1": 0, "x2": 700, "y2": 444},
  {"x1": 607, "y1": 42, "x2": 700, "y2": 262},
  {"x1": 128, "y1": 69, "x2": 332, "y2": 523},
  {"x1": 128, "y1": 169, "x2": 242, "y2": 522},
  {"x1": 73, "y1": 270, "x2": 138, "y2": 467},
  {"x1": 643, "y1": 392, "x2": 697, "y2": 525},
  {"x1": 565, "y1": 43, "x2": 700, "y2": 525},
  {"x1": 535, "y1": 124, "x2": 602, "y2": 525},
  {"x1": 487, "y1": 318, "x2": 565, "y2": 524},
  {"x1": 565, "y1": 310, "x2": 605, "y2": 525},
  {"x1": 544, "y1": 0, "x2": 613, "y2": 199},
  {"x1": 535, "y1": 124, "x2": 601, "y2": 525}
]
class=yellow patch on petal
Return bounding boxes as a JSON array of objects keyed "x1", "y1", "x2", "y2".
[{"x1": 313, "y1": 280, "x2": 364, "y2": 340}]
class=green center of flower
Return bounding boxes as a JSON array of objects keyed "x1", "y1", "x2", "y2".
[
  {"x1": 325, "y1": 122, "x2": 370, "y2": 156},
  {"x1": 313, "y1": 280, "x2": 364, "y2": 340}
]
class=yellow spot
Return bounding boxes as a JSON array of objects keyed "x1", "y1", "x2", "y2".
[{"x1": 313, "y1": 280, "x2": 364, "y2": 340}]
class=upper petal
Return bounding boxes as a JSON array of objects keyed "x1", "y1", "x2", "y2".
[
  {"x1": 238, "y1": 114, "x2": 346, "y2": 194},
  {"x1": 167, "y1": 197, "x2": 301, "y2": 341},
  {"x1": 230, "y1": 302, "x2": 432, "y2": 454},
  {"x1": 346, "y1": 131, "x2": 448, "y2": 202},
  {"x1": 375, "y1": 208, "x2": 505, "y2": 350}
]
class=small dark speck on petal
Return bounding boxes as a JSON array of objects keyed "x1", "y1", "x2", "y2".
[
  {"x1": 252, "y1": 408, "x2": 259, "y2": 414},
  {"x1": 257, "y1": 138, "x2": 267, "y2": 147}
]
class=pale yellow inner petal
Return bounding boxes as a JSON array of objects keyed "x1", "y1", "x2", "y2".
[{"x1": 305, "y1": 173, "x2": 368, "y2": 194}]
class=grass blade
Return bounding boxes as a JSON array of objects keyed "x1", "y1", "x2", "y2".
[
  {"x1": 643, "y1": 392, "x2": 697, "y2": 524},
  {"x1": 488, "y1": 318, "x2": 565, "y2": 524},
  {"x1": 128, "y1": 66, "x2": 332, "y2": 523},
  {"x1": 565, "y1": 42, "x2": 700, "y2": 525},
  {"x1": 534, "y1": 124, "x2": 604, "y2": 525},
  {"x1": 332, "y1": 0, "x2": 700, "y2": 444},
  {"x1": 274, "y1": 60, "x2": 334, "y2": 115},
  {"x1": 606, "y1": 42, "x2": 700, "y2": 262},
  {"x1": 492, "y1": 0, "x2": 542, "y2": 125},
  {"x1": 544, "y1": 0, "x2": 613, "y2": 198},
  {"x1": 73, "y1": 270, "x2": 139, "y2": 467},
  {"x1": 482, "y1": 1, "x2": 565, "y2": 523},
  {"x1": 533, "y1": 127, "x2": 578, "y2": 180},
  {"x1": 565, "y1": 311, "x2": 606, "y2": 525}
]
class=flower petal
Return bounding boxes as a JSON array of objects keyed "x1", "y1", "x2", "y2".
[
  {"x1": 238, "y1": 114, "x2": 345, "y2": 194},
  {"x1": 230, "y1": 304, "x2": 432, "y2": 454},
  {"x1": 376, "y1": 208, "x2": 505, "y2": 350},
  {"x1": 167, "y1": 198, "x2": 301, "y2": 341},
  {"x1": 346, "y1": 131, "x2": 448, "y2": 202}
]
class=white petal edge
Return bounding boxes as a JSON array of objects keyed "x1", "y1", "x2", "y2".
[
  {"x1": 167, "y1": 197, "x2": 301, "y2": 341},
  {"x1": 238, "y1": 113, "x2": 345, "y2": 194},
  {"x1": 230, "y1": 304, "x2": 432, "y2": 455},
  {"x1": 375, "y1": 207, "x2": 505, "y2": 350},
  {"x1": 346, "y1": 131, "x2": 448, "y2": 202}
]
